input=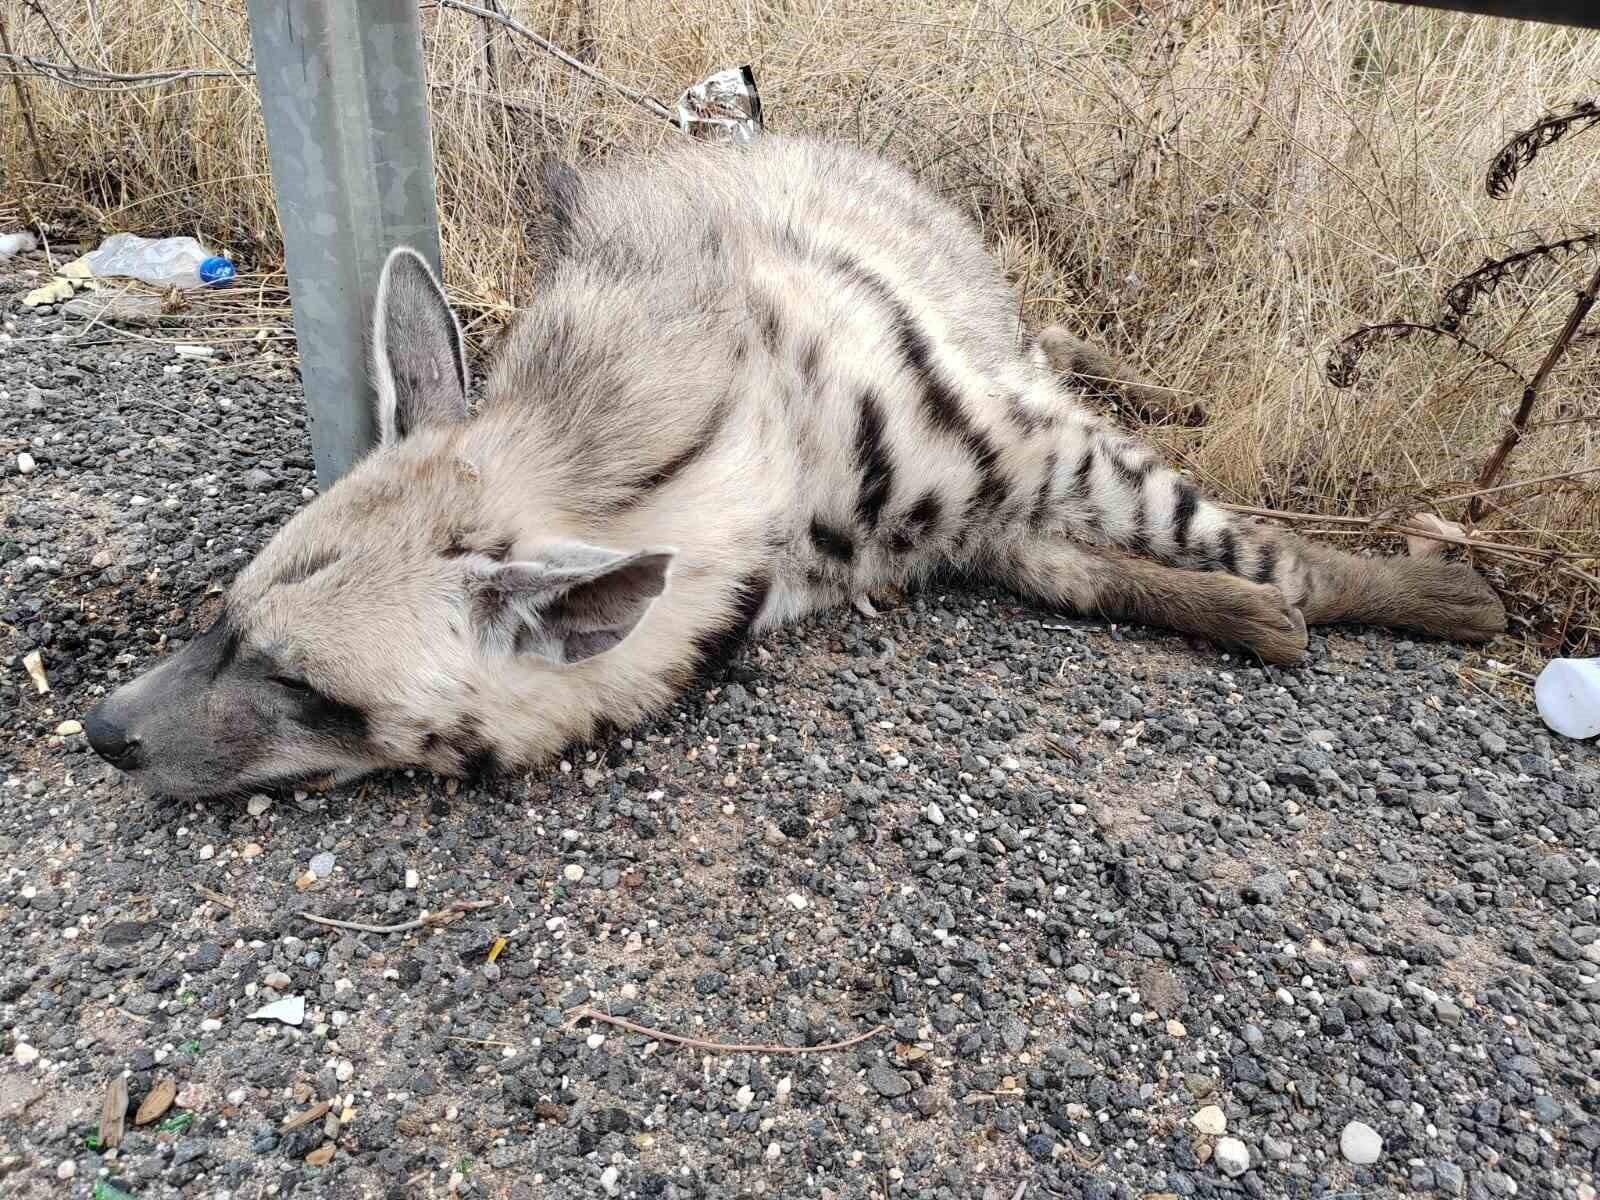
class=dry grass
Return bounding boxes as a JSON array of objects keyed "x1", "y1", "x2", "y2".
[{"x1": 2, "y1": 0, "x2": 1598, "y2": 659}]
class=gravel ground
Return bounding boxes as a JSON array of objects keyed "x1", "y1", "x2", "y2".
[{"x1": 3, "y1": 249, "x2": 1600, "y2": 1200}]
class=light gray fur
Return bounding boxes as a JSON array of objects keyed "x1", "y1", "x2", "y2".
[{"x1": 83, "y1": 134, "x2": 1504, "y2": 799}]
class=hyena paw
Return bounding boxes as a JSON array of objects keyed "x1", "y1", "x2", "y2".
[
  {"x1": 1394, "y1": 559, "x2": 1506, "y2": 643},
  {"x1": 1217, "y1": 580, "x2": 1308, "y2": 665}
]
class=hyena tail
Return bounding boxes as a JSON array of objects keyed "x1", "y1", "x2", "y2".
[{"x1": 1020, "y1": 328, "x2": 1507, "y2": 654}]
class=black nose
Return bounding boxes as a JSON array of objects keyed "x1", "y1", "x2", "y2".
[{"x1": 84, "y1": 707, "x2": 143, "y2": 771}]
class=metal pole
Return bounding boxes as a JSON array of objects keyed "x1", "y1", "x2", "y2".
[
  {"x1": 1374, "y1": 1, "x2": 1600, "y2": 29},
  {"x1": 246, "y1": 0, "x2": 442, "y2": 488}
]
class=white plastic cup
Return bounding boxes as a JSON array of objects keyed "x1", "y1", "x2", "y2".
[{"x1": 1534, "y1": 657, "x2": 1600, "y2": 740}]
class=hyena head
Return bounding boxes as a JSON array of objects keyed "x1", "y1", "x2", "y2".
[{"x1": 84, "y1": 248, "x2": 674, "y2": 799}]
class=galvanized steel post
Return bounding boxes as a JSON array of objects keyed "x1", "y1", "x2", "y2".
[{"x1": 246, "y1": 0, "x2": 442, "y2": 487}]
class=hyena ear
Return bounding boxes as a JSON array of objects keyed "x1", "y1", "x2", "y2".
[
  {"x1": 467, "y1": 542, "x2": 675, "y2": 665},
  {"x1": 371, "y1": 246, "x2": 468, "y2": 445}
]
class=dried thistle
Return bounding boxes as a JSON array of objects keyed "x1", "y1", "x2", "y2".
[
  {"x1": 1325, "y1": 321, "x2": 1527, "y2": 390},
  {"x1": 1440, "y1": 232, "x2": 1600, "y2": 328},
  {"x1": 1486, "y1": 98, "x2": 1600, "y2": 199}
]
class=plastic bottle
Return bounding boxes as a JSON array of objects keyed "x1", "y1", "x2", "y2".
[
  {"x1": 1534, "y1": 657, "x2": 1600, "y2": 740},
  {"x1": 82, "y1": 234, "x2": 234, "y2": 289}
]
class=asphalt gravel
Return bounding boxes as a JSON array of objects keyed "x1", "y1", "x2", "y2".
[{"x1": 3, "y1": 250, "x2": 1599, "y2": 1200}]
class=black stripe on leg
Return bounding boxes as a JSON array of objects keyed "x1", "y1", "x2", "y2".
[
  {"x1": 854, "y1": 390, "x2": 895, "y2": 531},
  {"x1": 1172, "y1": 480, "x2": 1200, "y2": 552},
  {"x1": 1215, "y1": 526, "x2": 1239, "y2": 575},
  {"x1": 1029, "y1": 451, "x2": 1059, "y2": 529},
  {"x1": 1253, "y1": 540, "x2": 1279, "y2": 585},
  {"x1": 1066, "y1": 446, "x2": 1095, "y2": 500}
]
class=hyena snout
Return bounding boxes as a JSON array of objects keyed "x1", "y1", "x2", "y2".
[{"x1": 83, "y1": 701, "x2": 144, "y2": 771}]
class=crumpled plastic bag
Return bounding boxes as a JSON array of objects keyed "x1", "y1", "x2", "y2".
[{"x1": 674, "y1": 66, "x2": 763, "y2": 144}]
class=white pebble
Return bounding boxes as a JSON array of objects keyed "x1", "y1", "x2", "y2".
[
  {"x1": 199, "y1": 1018, "x2": 222, "y2": 1032},
  {"x1": 17, "y1": 452, "x2": 36, "y2": 475},
  {"x1": 1340, "y1": 1120, "x2": 1383, "y2": 1165},
  {"x1": 55, "y1": 719, "x2": 82, "y2": 736},
  {"x1": 924, "y1": 802, "x2": 945, "y2": 826},
  {"x1": 764, "y1": 1142, "x2": 782, "y2": 1162},
  {"x1": 198, "y1": 844, "x2": 215, "y2": 861},
  {"x1": 227, "y1": 1088, "x2": 248, "y2": 1106},
  {"x1": 246, "y1": 794, "x2": 272, "y2": 817},
  {"x1": 586, "y1": 1033, "x2": 606, "y2": 1049},
  {"x1": 336, "y1": 1059, "x2": 354, "y2": 1082},
  {"x1": 56, "y1": 1159, "x2": 76, "y2": 1181},
  {"x1": 599, "y1": 1165, "x2": 620, "y2": 1196},
  {"x1": 562, "y1": 863, "x2": 585, "y2": 883},
  {"x1": 786, "y1": 893, "x2": 808, "y2": 911},
  {"x1": 308, "y1": 852, "x2": 335, "y2": 879},
  {"x1": 1166, "y1": 1019, "x2": 1187, "y2": 1037},
  {"x1": 1214, "y1": 1136, "x2": 1250, "y2": 1177},
  {"x1": 1191, "y1": 1105, "x2": 1227, "y2": 1136},
  {"x1": 13, "y1": 1042, "x2": 39, "y2": 1066},
  {"x1": 404, "y1": 868, "x2": 419, "y2": 889}
]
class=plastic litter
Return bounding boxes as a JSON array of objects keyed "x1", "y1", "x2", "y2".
[
  {"x1": 82, "y1": 234, "x2": 234, "y2": 290},
  {"x1": 674, "y1": 66, "x2": 763, "y2": 144},
  {"x1": 0, "y1": 231, "x2": 38, "y2": 259},
  {"x1": 1535, "y1": 657, "x2": 1600, "y2": 740}
]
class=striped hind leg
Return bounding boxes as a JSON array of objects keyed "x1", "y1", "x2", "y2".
[
  {"x1": 1026, "y1": 401, "x2": 1506, "y2": 644},
  {"x1": 995, "y1": 534, "x2": 1308, "y2": 663}
]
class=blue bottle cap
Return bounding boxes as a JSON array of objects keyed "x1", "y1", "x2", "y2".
[{"x1": 199, "y1": 256, "x2": 235, "y2": 287}]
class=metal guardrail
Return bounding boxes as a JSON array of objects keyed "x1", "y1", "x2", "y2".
[
  {"x1": 1376, "y1": 2, "x2": 1600, "y2": 30},
  {"x1": 247, "y1": 0, "x2": 443, "y2": 489}
]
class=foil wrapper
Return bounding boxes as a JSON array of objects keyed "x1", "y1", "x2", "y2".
[{"x1": 674, "y1": 66, "x2": 764, "y2": 144}]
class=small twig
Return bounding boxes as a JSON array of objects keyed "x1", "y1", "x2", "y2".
[
  {"x1": 296, "y1": 898, "x2": 494, "y2": 935},
  {"x1": 1435, "y1": 465, "x2": 1600, "y2": 508},
  {"x1": 1010, "y1": 1183, "x2": 1029, "y2": 1200},
  {"x1": 0, "y1": 51, "x2": 243, "y2": 90},
  {"x1": 191, "y1": 883, "x2": 236, "y2": 910},
  {"x1": 429, "y1": 0, "x2": 673, "y2": 123},
  {"x1": 1471, "y1": 258, "x2": 1600, "y2": 521},
  {"x1": 564, "y1": 1005, "x2": 887, "y2": 1055}
]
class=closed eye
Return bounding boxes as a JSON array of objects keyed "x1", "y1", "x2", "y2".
[{"x1": 270, "y1": 675, "x2": 313, "y2": 694}]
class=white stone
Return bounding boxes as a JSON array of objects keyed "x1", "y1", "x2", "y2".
[
  {"x1": 55, "y1": 719, "x2": 82, "y2": 736},
  {"x1": 1191, "y1": 1105, "x2": 1227, "y2": 1136},
  {"x1": 56, "y1": 1159, "x2": 76, "y2": 1180},
  {"x1": 600, "y1": 1165, "x2": 620, "y2": 1196},
  {"x1": 245, "y1": 996, "x2": 305, "y2": 1027},
  {"x1": 1166, "y1": 1019, "x2": 1187, "y2": 1037},
  {"x1": 562, "y1": 863, "x2": 585, "y2": 883},
  {"x1": 336, "y1": 1059, "x2": 354, "y2": 1082},
  {"x1": 786, "y1": 893, "x2": 808, "y2": 911},
  {"x1": 1340, "y1": 1120, "x2": 1382, "y2": 1165},
  {"x1": 199, "y1": 1018, "x2": 222, "y2": 1032},
  {"x1": 764, "y1": 1142, "x2": 781, "y2": 1162},
  {"x1": 16, "y1": 452, "x2": 36, "y2": 475},
  {"x1": 1214, "y1": 1137, "x2": 1250, "y2": 1177},
  {"x1": 924, "y1": 802, "x2": 945, "y2": 826},
  {"x1": 735, "y1": 1085, "x2": 755, "y2": 1110},
  {"x1": 13, "y1": 1042, "x2": 39, "y2": 1066},
  {"x1": 198, "y1": 844, "x2": 215, "y2": 861},
  {"x1": 227, "y1": 1088, "x2": 248, "y2": 1106},
  {"x1": 246, "y1": 794, "x2": 272, "y2": 817},
  {"x1": 404, "y1": 868, "x2": 419, "y2": 890},
  {"x1": 586, "y1": 1033, "x2": 605, "y2": 1049}
]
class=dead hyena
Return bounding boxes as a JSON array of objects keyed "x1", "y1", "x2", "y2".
[{"x1": 83, "y1": 134, "x2": 1504, "y2": 798}]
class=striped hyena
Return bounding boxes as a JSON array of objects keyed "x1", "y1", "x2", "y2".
[{"x1": 84, "y1": 135, "x2": 1504, "y2": 799}]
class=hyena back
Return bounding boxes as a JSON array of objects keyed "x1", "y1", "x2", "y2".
[{"x1": 83, "y1": 134, "x2": 1504, "y2": 799}]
